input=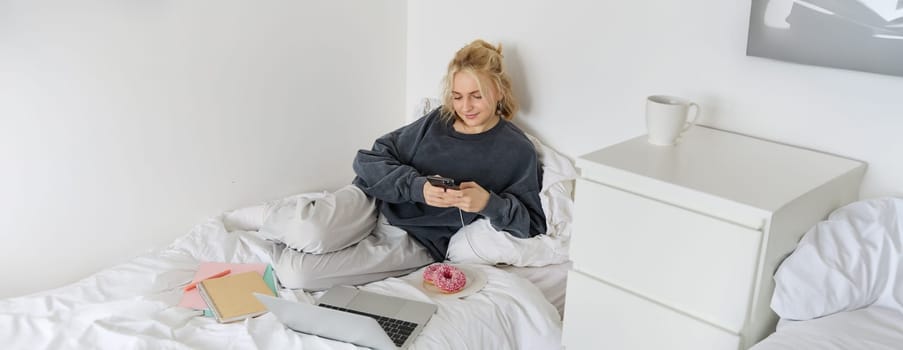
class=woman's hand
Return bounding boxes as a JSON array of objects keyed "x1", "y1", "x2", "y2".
[
  {"x1": 455, "y1": 182, "x2": 489, "y2": 213},
  {"x1": 423, "y1": 181, "x2": 461, "y2": 208},
  {"x1": 423, "y1": 180, "x2": 489, "y2": 212}
]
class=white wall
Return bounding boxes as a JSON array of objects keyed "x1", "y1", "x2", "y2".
[
  {"x1": 0, "y1": 0, "x2": 406, "y2": 298},
  {"x1": 407, "y1": 0, "x2": 903, "y2": 199}
]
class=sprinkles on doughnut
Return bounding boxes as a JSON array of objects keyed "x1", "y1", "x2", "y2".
[
  {"x1": 423, "y1": 263, "x2": 445, "y2": 285},
  {"x1": 423, "y1": 263, "x2": 468, "y2": 293}
]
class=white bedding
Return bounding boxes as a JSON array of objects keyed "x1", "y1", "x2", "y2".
[
  {"x1": 0, "y1": 212, "x2": 562, "y2": 349},
  {"x1": 753, "y1": 197, "x2": 903, "y2": 349},
  {"x1": 499, "y1": 261, "x2": 571, "y2": 318},
  {"x1": 750, "y1": 306, "x2": 903, "y2": 350}
]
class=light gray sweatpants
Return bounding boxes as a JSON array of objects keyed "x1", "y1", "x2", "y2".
[{"x1": 260, "y1": 185, "x2": 434, "y2": 291}]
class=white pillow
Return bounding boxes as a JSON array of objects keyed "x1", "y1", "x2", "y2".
[
  {"x1": 771, "y1": 197, "x2": 903, "y2": 320},
  {"x1": 410, "y1": 97, "x2": 442, "y2": 122}
]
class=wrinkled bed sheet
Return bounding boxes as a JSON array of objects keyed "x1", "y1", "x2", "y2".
[
  {"x1": 0, "y1": 213, "x2": 562, "y2": 349},
  {"x1": 750, "y1": 306, "x2": 903, "y2": 350}
]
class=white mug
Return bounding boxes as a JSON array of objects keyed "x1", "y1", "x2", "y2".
[{"x1": 645, "y1": 95, "x2": 700, "y2": 146}]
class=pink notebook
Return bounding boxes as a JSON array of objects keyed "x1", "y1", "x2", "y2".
[{"x1": 178, "y1": 262, "x2": 269, "y2": 310}]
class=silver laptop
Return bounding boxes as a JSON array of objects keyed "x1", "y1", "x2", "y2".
[{"x1": 255, "y1": 286, "x2": 437, "y2": 350}]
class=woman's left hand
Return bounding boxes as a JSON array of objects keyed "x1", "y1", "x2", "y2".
[{"x1": 456, "y1": 181, "x2": 490, "y2": 213}]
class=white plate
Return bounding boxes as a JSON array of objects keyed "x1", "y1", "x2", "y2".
[{"x1": 419, "y1": 264, "x2": 487, "y2": 299}]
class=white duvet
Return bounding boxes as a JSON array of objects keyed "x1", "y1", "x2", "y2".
[
  {"x1": 750, "y1": 306, "x2": 903, "y2": 350},
  {"x1": 0, "y1": 211, "x2": 562, "y2": 349}
]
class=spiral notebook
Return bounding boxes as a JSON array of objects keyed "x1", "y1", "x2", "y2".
[{"x1": 197, "y1": 271, "x2": 276, "y2": 323}]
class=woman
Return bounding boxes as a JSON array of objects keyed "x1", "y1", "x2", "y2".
[{"x1": 269, "y1": 39, "x2": 546, "y2": 290}]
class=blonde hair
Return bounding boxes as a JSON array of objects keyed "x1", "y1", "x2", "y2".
[{"x1": 441, "y1": 39, "x2": 519, "y2": 122}]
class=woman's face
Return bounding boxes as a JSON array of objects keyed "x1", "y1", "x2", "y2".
[{"x1": 452, "y1": 71, "x2": 499, "y2": 133}]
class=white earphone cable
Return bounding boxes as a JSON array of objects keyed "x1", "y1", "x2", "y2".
[{"x1": 457, "y1": 207, "x2": 491, "y2": 264}]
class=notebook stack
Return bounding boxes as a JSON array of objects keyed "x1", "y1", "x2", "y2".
[
  {"x1": 197, "y1": 271, "x2": 275, "y2": 323},
  {"x1": 178, "y1": 262, "x2": 278, "y2": 323}
]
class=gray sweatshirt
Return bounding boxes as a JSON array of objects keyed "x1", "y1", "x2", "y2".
[{"x1": 352, "y1": 108, "x2": 546, "y2": 261}]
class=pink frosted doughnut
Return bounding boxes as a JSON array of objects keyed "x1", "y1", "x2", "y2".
[
  {"x1": 423, "y1": 263, "x2": 446, "y2": 284},
  {"x1": 433, "y1": 265, "x2": 467, "y2": 293}
]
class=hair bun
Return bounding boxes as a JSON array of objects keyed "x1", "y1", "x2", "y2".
[{"x1": 470, "y1": 39, "x2": 503, "y2": 57}]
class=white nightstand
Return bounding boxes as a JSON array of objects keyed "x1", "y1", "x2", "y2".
[{"x1": 561, "y1": 126, "x2": 866, "y2": 349}]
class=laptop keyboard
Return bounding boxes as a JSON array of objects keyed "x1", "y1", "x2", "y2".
[{"x1": 318, "y1": 303, "x2": 418, "y2": 347}]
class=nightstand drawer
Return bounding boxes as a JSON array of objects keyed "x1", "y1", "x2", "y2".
[
  {"x1": 571, "y1": 179, "x2": 762, "y2": 332},
  {"x1": 562, "y1": 270, "x2": 740, "y2": 350}
]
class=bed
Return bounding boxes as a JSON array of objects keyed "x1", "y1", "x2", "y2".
[
  {"x1": 751, "y1": 197, "x2": 903, "y2": 350},
  {"x1": 0, "y1": 129, "x2": 576, "y2": 349},
  {"x1": 750, "y1": 306, "x2": 903, "y2": 350}
]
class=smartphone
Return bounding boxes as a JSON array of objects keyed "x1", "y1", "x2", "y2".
[{"x1": 426, "y1": 175, "x2": 459, "y2": 190}]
